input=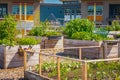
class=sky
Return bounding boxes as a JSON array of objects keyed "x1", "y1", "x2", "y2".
[{"x1": 44, "y1": 0, "x2": 62, "y2": 4}]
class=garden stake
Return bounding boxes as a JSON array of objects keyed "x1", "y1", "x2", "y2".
[
  {"x1": 82, "y1": 61, "x2": 88, "y2": 80},
  {"x1": 57, "y1": 57, "x2": 60, "y2": 80},
  {"x1": 39, "y1": 52, "x2": 42, "y2": 75}
]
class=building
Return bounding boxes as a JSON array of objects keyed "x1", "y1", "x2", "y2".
[
  {"x1": 40, "y1": 3, "x2": 64, "y2": 26},
  {"x1": 60, "y1": 0, "x2": 81, "y2": 22},
  {"x1": 81, "y1": 0, "x2": 120, "y2": 25},
  {"x1": 0, "y1": 0, "x2": 43, "y2": 30}
]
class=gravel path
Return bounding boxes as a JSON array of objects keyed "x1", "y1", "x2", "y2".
[{"x1": 0, "y1": 67, "x2": 24, "y2": 80}]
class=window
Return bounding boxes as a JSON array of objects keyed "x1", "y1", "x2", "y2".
[
  {"x1": 12, "y1": 5, "x2": 33, "y2": 15},
  {"x1": 88, "y1": 5, "x2": 103, "y2": 15},
  {"x1": 0, "y1": 4, "x2": 7, "y2": 18},
  {"x1": 12, "y1": 5, "x2": 19, "y2": 14},
  {"x1": 27, "y1": 6, "x2": 33, "y2": 15}
]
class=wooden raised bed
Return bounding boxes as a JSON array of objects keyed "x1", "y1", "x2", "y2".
[
  {"x1": 24, "y1": 71, "x2": 52, "y2": 80},
  {"x1": 0, "y1": 45, "x2": 40, "y2": 69}
]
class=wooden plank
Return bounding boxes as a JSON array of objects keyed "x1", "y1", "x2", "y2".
[
  {"x1": 4, "y1": 46, "x2": 6, "y2": 69},
  {"x1": 86, "y1": 58, "x2": 120, "y2": 62},
  {"x1": 40, "y1": 46, "x2": 100, "y2": 51},
  {"x1": 57, "y1": 57, "x2": 60, "y2": 80}
]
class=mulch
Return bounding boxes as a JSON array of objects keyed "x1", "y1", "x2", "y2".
[{"x1": 0, "y1": 67, "x2": 25, "y2": 80}]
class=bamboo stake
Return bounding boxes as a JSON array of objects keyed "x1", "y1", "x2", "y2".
[
  {"x1": 57, "y1": 57, "x2": 60, "y2": 80},
  {"x1": 39, "y1": 53, "x2": 42, "y2": 75},
  {"x1": 82, "y1": 62, "x2": 87, "y2": 80}
]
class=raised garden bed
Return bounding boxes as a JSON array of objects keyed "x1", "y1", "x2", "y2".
[
  {"x1": 25, "y1": 71, "x2": 51, "y2": 80},
  {"x1": 0, "y1": 45, "x2": 40, "y2": 69}
]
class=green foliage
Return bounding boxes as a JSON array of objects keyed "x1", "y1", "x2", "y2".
[
  {"x1": 64, "y1": 18, "x2": 94, "y2": 38},
  {"x1": 45, "y1": 31, "x2": 62, "y2": 37},
  {"x1": 71, "y1": 32, "x2": 92, "y2": 40},
  {"x1": 28, "y1": 21, "x2": 50, "y2": 36},
  {"x1": 115, "y1": 34, "x2": 120, "y2": 38},
  {"x1": 28, "y1": 27, "x2": 43, "y2": 36},
  {"x1": 0, "y1": 15, "x2": 17, "y2": 46},
  {"x1": 106, "y1": 20, "x2": 120, "y2": 31},
  {"x1": 36, "y1": 61, "x2": 81, "y2": 79},
  {"x1": 35, "y1": 60, "x2": 120, "y2": 79},
  {"x1": 17, "y1": 37, "x2": 40, "y2": 45},
  {"x1": 71, "y1": 32, "x2": 114, "y2": 41},
  {"x1": 88, "y1": 61, "x2": 120, "y2": 79},
  {"x1": 28, "y1": 21, "x2": 63, "y2": 37}
]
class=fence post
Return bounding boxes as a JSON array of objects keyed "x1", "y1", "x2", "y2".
[
  {"x1": 39, "y1": 50, "x2": 42, "y2": 75},
  {"x1": 53, "y1": 49, "x2": 56, "y2": 62},
  {"x1": 118, "y1": 42, "x2": 120, "y2": 57},
  {"x1": 57, "y1": 57, "x2": 60, "y2": 80},
  {"x1": 24, "y1": 51, "x2": 27, "y2": 71},
  {"x1": 82, "y1": 61, "x2": 88, "y2": 80},
  {"x1": 79, "y1": 48, "x2": 82, "y2": 59},
  {"x1": 103, "y1": 42, "x2": 107, "y2": 59}
]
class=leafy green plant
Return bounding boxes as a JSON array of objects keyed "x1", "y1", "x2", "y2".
[
  {"x1": 71, "y1": 32, "x2": 114, "y2": 41},
  {"x1": 88, "y1": 61, "x2": 120, "y2": 79},
  {"x1": 71, "y1": 32, "x2": 92, "y2": 40},
  {"x1": 17, "y1": 37, "x2": 40, "y2": 45},
  {"x1": 28, "y1": 21, "x2": 50, "y2": 36},
  {"x1": 35, "y1": 61, "x2": 82, "y2": 79},
  {"x1": 45, "y1": 31, "x2": 62, "y2": 37},
  {"x1": 0, "y1": 15, "x2": 17, "y2": 46},
  {"x1": 64, "y1": 19, "x2": 94, "y2": 38},
  {"x1": 28, "y1": 27, "x2": 43, "y2": 36},
  {"x1": 106, "y1": 20, "x2": 120, "y2": 31}
]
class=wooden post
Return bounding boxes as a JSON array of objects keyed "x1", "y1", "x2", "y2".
[
  {"x1": 24, "y1": 51, "x2": 27, "y2": 71},
  {"x1": 102, "y1": 46, "x2": 104, "y2": 59},
  {"x1": 53, "y1": 49, "x2": 56, "y2": 62},
  {"x1": 4, "y1": 46, "x2": 7, "y2": 69},
  {"x1": 79, "y1": 48, "x2": 82, "y2": 59},
  {"x1": 82, "y1": 62, "x2": 88, "y2": 80},
  {"x1": 98, "y1": 47, "x2": 100, "y2": 58},
  {"x1": 103, "y1": 42, "x2": 107, "y2": 59},
  {"x1": 39, "y1": 52, "x2": 42, "y2": 75},
  {"x1": 57, "y1": 57, "x2": 60, "y2": 80},
  {"x1": 118, "y1": 42, "x2": 120, "y2": 57}
]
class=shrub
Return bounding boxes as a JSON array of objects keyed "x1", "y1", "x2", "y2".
[
  {"x1": 0, "y1": 15, "x2": 17, "y2": 46},
  {"x1": 17, "y1": 37, "x2": 40, "y2": 45},
  {"x1": 28, "y1": 27, "x2": 43, "y2": 36},
  {"x1": 64, "y1": 19, "x2": 94, "y2": 38},
  {"x1": 28, "y1": 21, "x2": 50, "y2": 36}
]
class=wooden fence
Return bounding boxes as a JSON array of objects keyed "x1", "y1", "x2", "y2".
[{"x1": 23, "y1": 45, "x2": 120, "y2": 80}]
